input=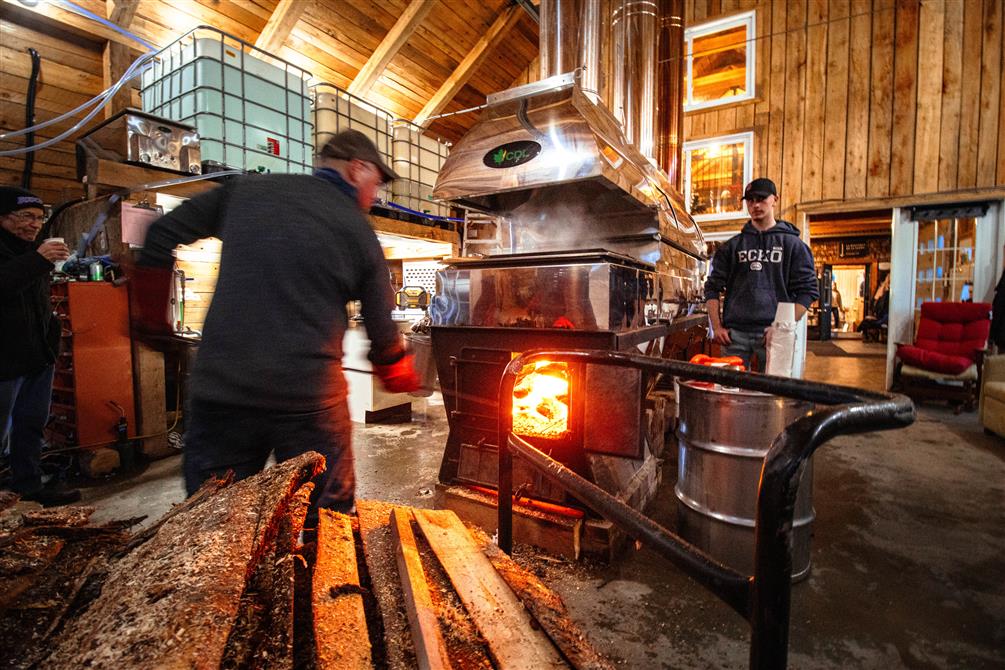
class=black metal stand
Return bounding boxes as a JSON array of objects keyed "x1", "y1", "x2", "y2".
[{"x1": 496, "y1": 349, "x2": 915, "y2": 670}]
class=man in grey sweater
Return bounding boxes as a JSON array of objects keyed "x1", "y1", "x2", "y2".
[{"x1": 132, "y1": 130, "x2": 419, "y2": 519}]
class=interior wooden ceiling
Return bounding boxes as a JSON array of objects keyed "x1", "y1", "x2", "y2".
[{"x1": 3, "y1": 0, "x2": 541, "y2": 143}]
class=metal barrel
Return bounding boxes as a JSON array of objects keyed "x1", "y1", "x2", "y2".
[{"x1": 675, "y1": 381, "x2": 816, "y2": 581}]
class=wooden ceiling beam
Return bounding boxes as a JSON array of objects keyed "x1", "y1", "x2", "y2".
[
  {"x1": 0, "y1": 0, "x2": 140, "y2": 49},
  {"x1": 347, "y1": 0, "x2": 435, "y2": 99},
  {"x1": 413, "y1": 4, "x2": 522, "y2": 128},
  {"x1": 106, "y1": 0, "x2": 140, "y2": 29},
  {"x1": 254, "y1": 0, "x2": 307, "y2": 55}
]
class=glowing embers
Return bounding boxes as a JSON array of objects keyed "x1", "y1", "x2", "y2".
[{"x1": 512, "y1": 361, "x2": 571, "y2": 439}]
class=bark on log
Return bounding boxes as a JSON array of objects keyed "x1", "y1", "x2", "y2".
[{"x1": 38, "y1": 452, "x2": 324, "y2": 669}]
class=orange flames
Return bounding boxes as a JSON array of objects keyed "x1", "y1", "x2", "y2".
[{"x1": 512, "y1": 361, "x2": 570, "y2": 439}]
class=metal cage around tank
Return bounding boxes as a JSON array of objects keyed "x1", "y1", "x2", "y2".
[{"x1": 141, "y1": 25, "x2": 314, "y2": 174}]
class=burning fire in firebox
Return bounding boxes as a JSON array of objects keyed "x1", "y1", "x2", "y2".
[{"x1": 512, "y1": 361, "x2": 570, "y2": 439}]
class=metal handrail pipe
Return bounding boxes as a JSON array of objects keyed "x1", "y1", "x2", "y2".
[{"x1": 496, "y1": 348, "x2": 915, "y2": 670}]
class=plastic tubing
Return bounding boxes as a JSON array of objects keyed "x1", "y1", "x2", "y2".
[
  {"x1": 55, "y1": 0, "x2": 157, "y2": 51},
  {"x1": 0, "y1": 0, "x2": 160, "y2": 154},
  {"x1": 0, "y1": 56, "x2": 156, "y2": 154},
  {"x1": 0, "y1": 53, "x2": 155, "y2": 144}
]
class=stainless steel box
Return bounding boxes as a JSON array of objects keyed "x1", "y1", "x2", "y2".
[{"x1": 77, "y1": 108, "x2": 201, "y2": 174}]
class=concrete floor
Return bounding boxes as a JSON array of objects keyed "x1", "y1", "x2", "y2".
[{"x1": 75, "y1": 340, "x2": 1004, "y2": 669}]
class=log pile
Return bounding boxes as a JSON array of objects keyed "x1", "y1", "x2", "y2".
[{"x1": 0, "y1": 452, "x2": 611, "y2": 669}]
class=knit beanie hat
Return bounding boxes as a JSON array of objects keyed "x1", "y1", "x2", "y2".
[{"x1": 0, "y1": 186, "x2": 44, "y2": 215}]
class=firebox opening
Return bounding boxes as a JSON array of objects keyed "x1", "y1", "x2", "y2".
[{"x1": 512, "y1": 360, "x2": 571, "y2": 440}]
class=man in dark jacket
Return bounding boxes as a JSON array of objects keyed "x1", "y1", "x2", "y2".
[
  {"x1": 992, "y1": 245, "x2": 1005, "y2": 353},
  {"x1": 0, "y1": 186, "x2": 79, "y2": 505},
  {"x1": 704, "y1": 178, "x2": 819, "y2": 371},
  {"x1": 131, "y1": 130, "x2": 419, "y2": 521}
]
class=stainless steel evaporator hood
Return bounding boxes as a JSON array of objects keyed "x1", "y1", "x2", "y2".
[{"x1": 432, "y1": 71, "x2": 705, "y2": 267}]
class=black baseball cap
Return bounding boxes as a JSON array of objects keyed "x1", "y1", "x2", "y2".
[
  {"x1": 320, "y1": 129, "x2": 399, "y2": 183},
  {"x1": 742, "y1": 178, "x2": 777, "y2": 200},
  {"x1": 0, "y1": 186, "x2": 44, "y2": 216}
]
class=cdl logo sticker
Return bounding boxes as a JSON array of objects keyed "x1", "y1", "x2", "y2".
[{"x1": 483, "y1": 140, "x2": 541, "y2": 168}]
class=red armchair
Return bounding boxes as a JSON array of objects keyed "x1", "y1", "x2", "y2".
[{"x1": 893, "y1": 301, "x2": 992, "y2": 412}]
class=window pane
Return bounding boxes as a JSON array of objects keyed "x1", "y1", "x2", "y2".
[
  {"x1": 691, "y1": 25, "x2": 748, "y2": 105},
  {"x1": 686, "y1": 139, "x2": 746, "y2": 216}
]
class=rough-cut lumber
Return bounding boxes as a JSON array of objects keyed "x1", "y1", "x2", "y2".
[
  {"x1": 0, "y1": 491, "x2": 19, "y2": 512},
  {"x1": 357, "y1": 501, "x2": 493, "y2": 670},
  {"x1": 473, "y1": 529, "x2": 615, "y2": 670},
  {"x1": 412, "y1": 509, "x2": 567, "y2": 670},
  {"x1": 221, "y1": 481, "x2": 314, "y2": 669},
  {"x1": 38, "y1": 452, "x2": 325, "y2": 669},
  {"x1": 391, "y1": 508, "x2": 453, "y2": 670},
  {"x1": 22, "y1": 505, "x2": 95, "y2": 527},
  {"x1": 357, "y1": 500, "x2": 419, "y2": 670},
  {"x1": 1, "y1": 531, "x2": 127, "y2": 670},
  {"x1": 313, "y1": 509, "x2": 371, "y2": 670}
]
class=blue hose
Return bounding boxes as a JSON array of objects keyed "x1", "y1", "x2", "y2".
[{"x1": 382, "y1": 200, "x2": 463, "y2": 223}]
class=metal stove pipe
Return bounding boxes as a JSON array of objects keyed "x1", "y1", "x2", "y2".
[
  {"x1": 539, "y1": 0, "x2": 603, "y2": 102},
  {"x1": 656, "y1": 0, "x2": 685, "y2": 190},
  {"x1": 609, "y1": 0, "x2": 658, "y2": 161}
]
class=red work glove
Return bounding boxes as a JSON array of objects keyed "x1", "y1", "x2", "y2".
[
  {"x1": 373, "y1": 353, "x2": 421, "y2": 393},
  {"x1": 126, "y1": 264, "x2": 174, "y2": 337}
]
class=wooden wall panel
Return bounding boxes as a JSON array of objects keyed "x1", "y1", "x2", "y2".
[
  {"x1": 938, "y1": 0, "x2": 963, "y2": 192},
  {"x1": 781, "y1": 0, "x2": 807, "y2": 216},
  {"x1": 958, "y1": 0, "x2": 984, "y2": 188},
  {"x1": 843, "y1": 0, "x2": 871, "y2": 199},
  {"x1": 977, "y1": 0, "x2": 1003, "y2": 188},
  {"x1": 912, "y1": 0, "x2": 944, "y2": 195},
  {"x1": 889, "y1": 0, "x2": 919, "y2": 196},
  {"x1": 685, "y1": 0, "x2": 1005, "y2": 229},
  {"x1": 822, "y1": 0, "x2": 849, "y2": 201},
  {"x1": 801, "y1": 0, "x2": 828, "y2": 204}
]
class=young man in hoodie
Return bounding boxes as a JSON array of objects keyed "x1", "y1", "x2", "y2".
[{"x1": 703, "y1": 178, "x2": 819, "y2": 372}]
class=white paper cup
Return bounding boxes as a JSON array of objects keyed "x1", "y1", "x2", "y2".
[{"x1": 44, "y1": 237, "x2": 66, "y2": 272}]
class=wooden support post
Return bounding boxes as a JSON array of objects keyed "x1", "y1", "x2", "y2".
[
  {"x1": 102, "y1": 41, "x2": 133, "y2": 119},
  {"x1": 132, "y1": 341, "x2": 171, "y2": 459}
]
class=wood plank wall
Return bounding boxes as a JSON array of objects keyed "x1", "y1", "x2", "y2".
[{"x1": 683, "y1": 0, "x2": 1005, "y2": 231}]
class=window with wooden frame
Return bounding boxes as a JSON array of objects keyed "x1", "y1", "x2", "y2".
[
  {"x1": 685, "y1": 11, "x2": 756, "y2": 111},
  {"x1": 683, "y1": 132, "x2": 754, "y2": 222}
]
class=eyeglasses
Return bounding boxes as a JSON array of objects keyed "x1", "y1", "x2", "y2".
[{"x1": 9, "y1": 211, "x2": 45, "y2": 224}]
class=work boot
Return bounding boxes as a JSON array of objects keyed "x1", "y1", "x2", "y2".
[{"x1": 21, "y1": 483, "x2": 82, "y2": 507}]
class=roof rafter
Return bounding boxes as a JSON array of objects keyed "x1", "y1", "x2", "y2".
[
  {"x1": 106, "y1": 0, "x2": 140, "y2": 28},
  {"x1": 0, "y1": 0, "x2": 139, "y2": 49},
  {"x1": 413, "y1": 3, "x2": 522, "y2": 128},
  {"x1": 347, "y1": 0, "x2": 435, "y2": 98},
  {"x1": 254, "y1": 0, "x2": 307, "y2": 55}
]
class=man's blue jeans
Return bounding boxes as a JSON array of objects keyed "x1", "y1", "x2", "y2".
[
  {"x1": 0, "y1": 365, "x2": 55, "y2": 494},
  {"x1": 725, "y1": 329, "x2": 767, "y2": 372},
  {"x1": 183, "y1": 393, "x2": 355, "y2": 524}
]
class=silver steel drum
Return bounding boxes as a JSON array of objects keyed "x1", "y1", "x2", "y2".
[{"x1": 675, "y1": 381, "x2": 815, "y2": 581}]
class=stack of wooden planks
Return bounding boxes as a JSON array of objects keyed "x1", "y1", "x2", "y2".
[{"x1": 0, "y1": 452, "x2": 611, "y2": 669}]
